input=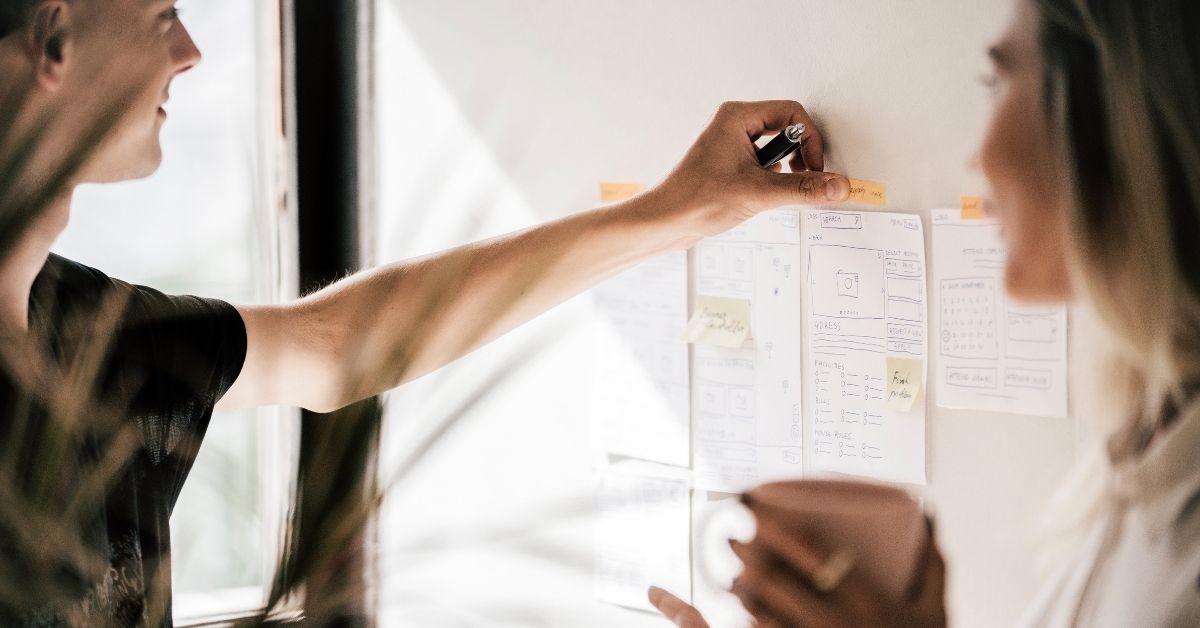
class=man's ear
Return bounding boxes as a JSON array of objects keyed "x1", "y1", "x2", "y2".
[{"x1": 25, "y1": 1, "x2": 71, "y2": 90}]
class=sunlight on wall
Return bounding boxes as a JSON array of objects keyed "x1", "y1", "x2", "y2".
[{"x1": 373, "y1": 3, "x2": 670, "y2": 627}]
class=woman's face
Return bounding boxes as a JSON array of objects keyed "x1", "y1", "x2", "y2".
[{"x1": 979, "y1": 0, "x2": 1073, "y2": 302}]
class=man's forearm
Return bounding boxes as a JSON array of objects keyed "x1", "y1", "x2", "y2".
[
  {"x1": 221, "y1": 101, "x2": 851, "y2": 413},
  {"x1": 309, "y1": 190, "x2": 692, "y2": 407}
]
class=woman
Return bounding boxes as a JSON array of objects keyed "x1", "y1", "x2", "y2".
[{"x1": 654, "y1": 0, "x2": 1200, "y2": 625}]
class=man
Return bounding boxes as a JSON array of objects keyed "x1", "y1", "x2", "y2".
[{"x1": 0, "y1": 0, "x2": 851, "y2": 624}]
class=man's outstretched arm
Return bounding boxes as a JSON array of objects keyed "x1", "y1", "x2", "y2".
[{"x1": 216, "y1": 101, "x2": 851, "y2": 413}]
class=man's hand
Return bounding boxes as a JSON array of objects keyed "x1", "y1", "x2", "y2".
[
  {"x1": 652, "y1": 100, "x2": 850, "y2": 240},
  {"x1": 649, "y1": 586, "x2": 712, "y2": 628}
]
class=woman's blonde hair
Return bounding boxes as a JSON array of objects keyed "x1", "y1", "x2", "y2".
[
  {"x1": 1033, "y1": 0, "x2": 1200, "y2": 527},
  {"x1": 1039, "y1": 0, "x2": 1200, "y2": 441}
]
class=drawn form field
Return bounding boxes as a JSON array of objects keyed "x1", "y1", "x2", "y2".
[
  {"x1": 819, "y1": 211, "x2": 863, "y2": 229},
  {"x1": 804, "y1": 210, "x2": 928, "y2": 485},
  {"x1": 887, "y1": 277, "x2": 922, "y2": 302},
  {"x1": 592, "y1": 250, "x2": 690, "y2": 467},
  {"x1": 693, "y1": 210, "x2": 803, "y2": 493},
  {"x1": 1004, "y1": 307, "x2": 1064, "y2": 361},
  {"x1": 1005, "y1": 368, "x2": 1054, "y2": 390},
  {"x1": 594, "y1": 461, "x2": 691, "y2": 612},
  {"x1": 931, "y1": 210, "x2": 1068, "y2": 417},
  {"x1": 945, "y1": 366, "x2": 998, "y2": 389}
]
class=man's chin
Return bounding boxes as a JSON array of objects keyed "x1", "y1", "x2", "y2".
[{"x1": 83, "y1": 150, "x2": 164, "y2": 184}]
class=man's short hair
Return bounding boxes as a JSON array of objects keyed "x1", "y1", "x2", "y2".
[{"x1": 0, "y1": 1, "x2": 36, "y2": 40}]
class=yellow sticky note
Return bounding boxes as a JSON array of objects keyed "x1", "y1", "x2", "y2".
[
  {"x1": 961, "y1": 196, "x2": 987, "y2": 219},
  {"x1": 684, "y1": 295, "x2": 752, "y2": 348},
  {"x1": 884, "y1": 356, "x2": 923, "y2": 413},
  {"x1": 599, "y1": 182, "x2": 645, "y2": 203},
  {"x1": 847, "y1": 179, "x2": 887, "y2": 206}
]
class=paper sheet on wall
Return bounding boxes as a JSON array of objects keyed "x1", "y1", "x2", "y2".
[
  {"x1": 804, "y1": 210, "x2": 927, "y2": 485},
  {"x1": 931, "y1": 210, "x2": 1068, "y2": 417},
  {"x1": 594, "y1": 461, "x2": 691, "y2": 611},
  {"x1": 693, "y1": 210, "x2": 804, "y2": 493},
  {"x1": 592, "y1": 251, "x2": 690, "y2": 467}
]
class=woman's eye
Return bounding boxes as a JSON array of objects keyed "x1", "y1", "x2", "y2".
[
  {"x1": 161, "y1": 7, "x2": 181, "y2": 22},
  {"x1": 978, "y1": 73, "x2": 1001, "y2": 98}
]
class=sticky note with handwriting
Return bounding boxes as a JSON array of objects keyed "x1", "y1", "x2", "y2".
[
  {"x1": 960, "y1": 196, "x2": 987, "y2": 219},
  {"x1": 885, "y1": 356, "x2": 923, "y2": 413},
  {"x1": 600, "y1": 182, "x2": 646, "y2": 203},
  {"x1": 684, "y1": 295, "x2": 751, "y2": 348},
  {"x1": 848, "y1": 179, "x2": 887, "y2": 206}
]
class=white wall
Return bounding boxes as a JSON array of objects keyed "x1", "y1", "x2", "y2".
[{"x1": 374, "y1": 1, "x2": 1078, "y2": 626}]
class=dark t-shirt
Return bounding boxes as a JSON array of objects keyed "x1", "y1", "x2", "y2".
[{"x1": 0, "y1": 254, "x2": 247, "y2": 626}]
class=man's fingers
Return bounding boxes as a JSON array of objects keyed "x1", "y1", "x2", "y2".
[
  {"x1": 765, "y1": 170, "x2": 850, "y2": 206},
  {"x1": 648, "y1": 586, "x2": 711, "y2": 628},
  {"x1": 799, "y1": 126, "x2": 827, "y2": 172},
  {"x1": 720, "y1": 100, "x2": 810, "y2": 137},
  {"x1": 718, "y1": 100, "x2": 828, "y2": 170}
]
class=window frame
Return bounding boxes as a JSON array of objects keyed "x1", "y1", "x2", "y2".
[{"x1": 173, "y1": 0, "x2": 301, "y2": 624}]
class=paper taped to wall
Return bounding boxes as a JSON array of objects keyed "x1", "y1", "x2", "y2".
[
  {"x1": 931, "y1": 210, "x2": 1068, "y2": 417},
  {"x1": 595, "y1": 461, "x2": 691, "y2": 612},
  {"x1": 693, "y1": 210, "x2": 804, "y2": 493},
  {"x1": 804, "y1": 210, "x2": 928, "y2": 485},
  {"x1": 592, "y1": 250, "x2": 691, "y2": 467}
]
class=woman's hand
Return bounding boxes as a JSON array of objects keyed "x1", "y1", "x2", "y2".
[
  {"x1": 728, "y1": 503, "x2": 948, "y2": 628},
  {"x1": 649, "y1": 586, "x2": 712, "y2": 628},
  {"x1": 648, "y1": 100, "x2": 851, "y2": 240}
]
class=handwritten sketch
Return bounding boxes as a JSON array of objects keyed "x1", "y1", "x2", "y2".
[
  {"x1": 592, "y1": 251, "x2": 690, "y2": 467},
  {"x1": 940, "y1": 277, "x2": 999, "y2": 360},
  {"x1": 804, "y1": 211, "x2": 928, "y2": 485},
  {"x1": 931, "y1": 210, "x2": 1068, "y2": 417},
  {"x1": 693, "y1": 210, "x2": 804, "y2": 493}
]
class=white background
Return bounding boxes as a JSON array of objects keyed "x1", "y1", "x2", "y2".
[{"x1": 373, "y1": 1, "x2": 1078, "y2": 626}]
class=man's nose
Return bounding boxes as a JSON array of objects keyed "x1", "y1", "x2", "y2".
[{"x1": 171, "y1": 24, "x2": 202, "y2": 74}]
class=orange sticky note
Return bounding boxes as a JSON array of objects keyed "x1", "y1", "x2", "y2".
[
  {"x1": 960, "y1": 196, "x2": 987, "y2": 219},
  {"x1": 847, "y1": 179, "x2": 887, "y2": 206},
  {"x1": 599, "y1": 182, "x2": 645, "y2": 203}
]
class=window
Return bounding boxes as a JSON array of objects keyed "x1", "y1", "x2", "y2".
[{"x1": 50, "y1": 0, "x2": 294, "y2": 623}]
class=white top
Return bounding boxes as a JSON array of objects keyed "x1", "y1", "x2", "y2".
[{"x1": 1021, "y1": 400, "x2": 1200, "y2": 627}]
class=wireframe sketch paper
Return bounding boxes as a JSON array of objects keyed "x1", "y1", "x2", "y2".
[
  {"x1": 693, "y1": 210, "x2": 804, "y2": 493},
  {"x1": 592, "y1": 251, "x2": 691, "y2": 467},
  {"x1": 804, "y1": 210, "x2": 928, "y2": 485},
  {"x1": 931, "y1": 209, "x2": 1068, "y2": 417},
  {"x1": 594, "y1": 461, "x2": 691, "y2": 612}
]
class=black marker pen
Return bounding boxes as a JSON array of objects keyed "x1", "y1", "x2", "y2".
[{"x1": 756, "y1": 123, "x2": 806, "y2": 168}]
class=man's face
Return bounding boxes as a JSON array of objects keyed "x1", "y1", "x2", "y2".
[{"x1": 65, "y1": 0, "x2": 201, "y2": 183}]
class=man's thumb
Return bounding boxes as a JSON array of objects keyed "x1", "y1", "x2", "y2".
[{"x1": 776, "y1": 172, "x2": 851, "y2": 205}]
